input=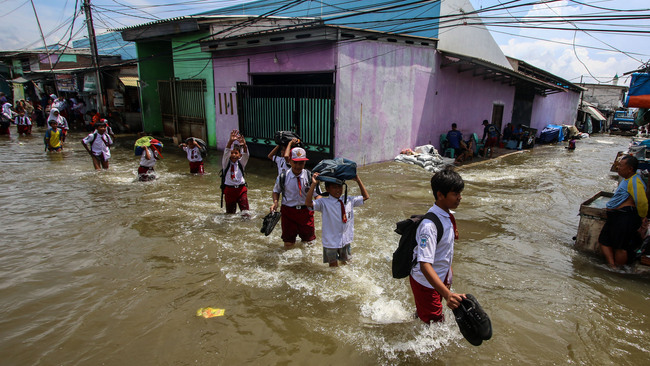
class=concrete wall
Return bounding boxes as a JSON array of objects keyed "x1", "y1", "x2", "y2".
[
  {"x1": 136, "y1": 41, "x2": 173, "y2": 133},
  {"x1": 530, "y1": 90, "x2": 580, "y2": 131},
  {"x1": 172, "y1": 33, "x2": 217, "y2": 147},
  {"x1": 432, "y1": 52, "x2": 515, "y2": 144},
  {"x1": 211, "y1": 43, "x2": 337, "y2": 150},
  {"x1": 335, "y1": 41, "x2": 437, "y2": 165}
]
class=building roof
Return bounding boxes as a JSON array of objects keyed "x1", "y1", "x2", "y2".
[
  {"x1": 200, "y1": 22, "x2": 437, "y2": 52},
  {"x1": 440, "y1": 50, "x2": 582, "y2": 96},
  {"x1": 196, "y1": 0, "x2": 443, "y2": 39}
]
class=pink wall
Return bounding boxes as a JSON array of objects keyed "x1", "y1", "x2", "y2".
[
  {"x1": 335, "y1": 41, "x2": 436, "y2": 165},
  {"x1": 530, "y1": 90, "x2": 580, "y2": 132},
  {"x1": 211, "y1": 44, "x2": 337, "y2": 149},
  {"x1": 432, "y1": 53, "x2": 515, "y2": 146},
  {"x1": 211, "y1": 41, "x2": 579, "y2": 163}
]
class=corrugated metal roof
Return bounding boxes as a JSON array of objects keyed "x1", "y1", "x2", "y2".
[{"x1": 119, "y1": 76, "x2": 139, "y2": 87}]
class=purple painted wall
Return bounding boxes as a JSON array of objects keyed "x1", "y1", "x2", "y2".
[
  {"x1": 335, "y1": 41, "x2": 436, "y2": 165},
  {"x1": 432, "y1": 52, "x2": 515, "y2": 147},
  {"x1": 530, "y1": 90, "x2": 580, "y2": 131},
  {"x1": 210, "y1": 41, "x2": 579, "y2": 164},
  {"x1": 211, "y1": 44, "x2": 337, "y2": 149}
]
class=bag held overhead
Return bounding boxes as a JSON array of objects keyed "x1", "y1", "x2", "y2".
[
  {"x1": 312, "y1": 158, "x2": 357, "y2": 185},
  {"x1": 274, "y1": 131, "x2": 303, "y2": 147}
]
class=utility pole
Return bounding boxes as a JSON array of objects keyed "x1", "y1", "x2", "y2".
[
  {"x1": 82, "y1": 0, "x2": 105, "y2": 114},
  {"x1": 30, "y1": 0, "x2": 58, "y2": 95}
]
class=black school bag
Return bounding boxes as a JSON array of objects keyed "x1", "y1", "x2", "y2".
[
  {"x1": 392, "y1": 212, "x2": 443, "y2": 279},
  {"x1": 274, "y1": 131, "x2": 303, "y2": 147}
]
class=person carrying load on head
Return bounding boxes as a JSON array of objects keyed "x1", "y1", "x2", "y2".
[
  {"x1": 138, "y1": 139, "x2": 162, "y2": 181},
  {"x1": 270, "y1": 138, "x2": 315, "y2": 248},
  {"x1": 267, "y1": 135, "x2": 291, "y2": 176},
  {"x1": 598, "y1": 154, "x2": 648, "y2": 269},
  {"x1": 305, "y1": 168, "x2": 369, "y2": 267},
  {"x1": 221, "y1": 130, "x2": 249, "y2": 216}
]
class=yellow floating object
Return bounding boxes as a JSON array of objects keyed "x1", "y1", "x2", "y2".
[{"x1": 196, "y1": 307, "x2": 225, "y2": 318}]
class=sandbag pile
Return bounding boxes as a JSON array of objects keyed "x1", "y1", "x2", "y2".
[{"x1": 394, "y1": 144, "x2": 450, "y2": 173}]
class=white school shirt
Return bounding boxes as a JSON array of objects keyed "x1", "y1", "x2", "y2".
[
  {"x1": 15, "y1": 116, "x2": 31, "y2": 125},
  {"x1": 183, "y1": 146, "x2": 203, "y2": 162},
  {"x1": 222, "y1": 147, "x2": 249, "y2": 186},
  {"x1": 140, "y1": 147, "x2": 158, "y2": 168},
  {"x1": 313, "y1": 195, "x2": 364, "y2": 249},
  {"x1": 82, "y1": 131, "x2": 112, "y2": 159},
  {"x1": 57, "y1": 116, "x2": 68, "y2": 130},
  {"x1": 410, "y1": 204, "x2": 455, "y2": 289},
  {"x1": 272, "y1": 155, "x2": 288, "y2": 176},
  {"x1": 273, "y1": 169, "x2": 311, "y2": 207}
]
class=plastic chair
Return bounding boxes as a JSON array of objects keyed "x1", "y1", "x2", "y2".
[
  {"x1": 471, "y1": 133, "x2": 483, "y2": 156},
  {"x1": 440, "y1": 134, "x2": 455, "y2": 158}
]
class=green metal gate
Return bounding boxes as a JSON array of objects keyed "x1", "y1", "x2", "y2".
[
  {"x1": 158, "y1": 79, "x2": 207, "y2": 141},
  {"x1": 236, "y1": 84, "x2": 335, "y2": 156}
]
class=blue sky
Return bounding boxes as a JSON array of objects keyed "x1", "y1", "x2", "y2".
[{"x1": 0, "y1": 0, "x2": 648, "y2": 85}]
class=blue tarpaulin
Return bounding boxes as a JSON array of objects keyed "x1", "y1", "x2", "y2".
[
  {"x1": 625, "y1": 73, "x2": 650, "y2": 108},
  {"x1": 538, "y1": 124, "x2": 564, "y2": 143}
]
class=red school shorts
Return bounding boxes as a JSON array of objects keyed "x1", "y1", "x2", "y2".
[
  {"x1": 224, "y1": 185, "x2": 249, "y2": 213},
  {"x1": 17, "y1": 125, "x2": 32, "y2": 134},
  {"x1": 409, "y1": 275, "x2": 444, "y2": 323},
  {"x1": 280, "y1": 205, "x2": 315, "y2": 243},
  {"x1": 189, "y1": 161, "x2": 204, "y2": 174}
]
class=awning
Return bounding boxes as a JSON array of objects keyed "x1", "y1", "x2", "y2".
[
  {"x1": 11, "y1": 76, "x2": 29, "y2": 84},
  {"x1": 585, "y1": 106, "x2": 606, "y2": 121},
  {"x1": 119, "y1": 76, "x2": 139, "y2": 87}
]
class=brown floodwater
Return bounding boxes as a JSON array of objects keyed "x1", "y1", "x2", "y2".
[{"x1": 0, "y1": 128, "x2": 648, "y2": 365}]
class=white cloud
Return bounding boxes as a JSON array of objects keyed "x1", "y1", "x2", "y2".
[{"x1": 486, "y1": 0, "x2": 649, "y2": 84}]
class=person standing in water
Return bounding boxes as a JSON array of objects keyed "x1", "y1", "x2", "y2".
[
  {"x1": 410, "y1": 166, "x2": 466, "y2": 323},
  {"x1": 598, "y1": 155, "x2": 648, "y2": 268},
  {"x1": 81, "y1": 120, "x2": 112, "y2": 170}
]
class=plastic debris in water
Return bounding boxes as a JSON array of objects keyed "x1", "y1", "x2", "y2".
[{"x1": 196, "y1": 307, "x2": 225, "y2": 318}]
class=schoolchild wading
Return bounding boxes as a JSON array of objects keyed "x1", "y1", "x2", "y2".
[
  {"x1": 81, "y1": 119, "x2": 112, "y2": 170},
  {"x1": 222, "y1": 130, "x2": 249, "y2": 216},
  {"x1": 411, "y1": 166, "x2": 466, "y2": 323},
  {"x1": 270, "y1": 138, "x2": 316, "y2": 248}
]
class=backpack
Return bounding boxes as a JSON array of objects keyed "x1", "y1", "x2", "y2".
[
  {"x1": 277, "y1": 169, "x2": 312, "y2": 196},
  {"x1": 274, "y1": 130, "x2": 303, "y2": 147},
  {"x1": 312, "y1": 158, "x2": 356, "y2": 203},
  {"x1": 312, "y1": 158, "x2": 357, "y2": 185},
  {"x1": 392, "y1": 212, "x2": 443, "y2": 279}
]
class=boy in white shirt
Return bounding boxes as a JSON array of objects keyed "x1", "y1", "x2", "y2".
[
  {"x1": 306, "y1": 172, "x2": 369, "y2": 267},
  {"x1": 179, "y1": 137, "x2": 204, "y2": 174},
  {"x1": 81, "y1": 120, "x2": 113, "y2": 170},
  {"x1": 267, "y1": 143, "x2": 289, "y2": 176},
  {"x1": 410, "y1": 166, "x2": 466, "y2": 323},
  {"x1": 15, "y1": 110, "x2": 32, "y2": 135},
  {"x1": 222, "y1": 130, "x2": 249, "y2": 215},
  {"x1": 270, "y1": 143, "x2": 315, "y2": 248},
  {"x1": 138, "y1": 139, "x2": 162, "y2": 181}
]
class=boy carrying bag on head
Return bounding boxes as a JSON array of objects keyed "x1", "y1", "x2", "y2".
[{"x1": 305, "y1": 171, "x2": 369, "y2": 267}]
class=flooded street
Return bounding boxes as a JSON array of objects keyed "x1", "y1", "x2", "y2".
[{"x1": 1, "y1": 128, "x2": 648, "y2": 365}]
